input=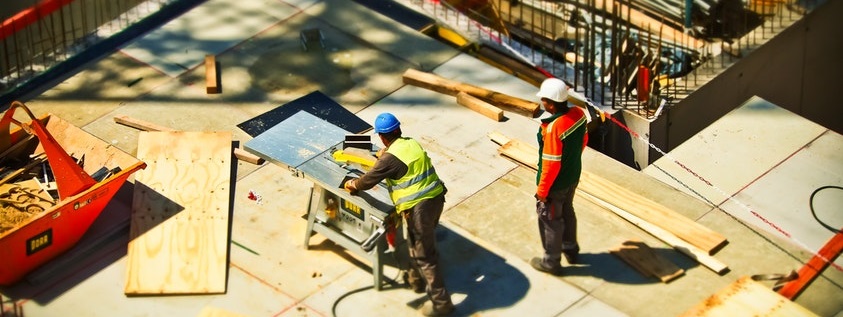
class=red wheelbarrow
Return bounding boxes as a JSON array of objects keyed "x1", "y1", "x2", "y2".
[{"x1": 0, "y1": 101, "x2": 146, "y2": 285}]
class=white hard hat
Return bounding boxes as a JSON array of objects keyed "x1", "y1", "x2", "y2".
[{"x1": 536, "y1": 78, "x2": 569, "y2": 103}]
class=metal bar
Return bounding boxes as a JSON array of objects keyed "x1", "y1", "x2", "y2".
[{"x1": 611, "y1": 1, "x2": 618, "y2": 109}]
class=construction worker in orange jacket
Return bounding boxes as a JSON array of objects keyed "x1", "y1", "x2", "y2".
[{"x1": 531, "y1": 78, "x2": 589, "y2": 276}]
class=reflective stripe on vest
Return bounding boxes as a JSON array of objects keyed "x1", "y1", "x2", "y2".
[{"x1": 385, "y1": 138, "x2": 444, "y2": 212}]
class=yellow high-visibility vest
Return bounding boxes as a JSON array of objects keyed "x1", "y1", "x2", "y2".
[{"x1": 385, "y1": 138, "x2": 444, "y2": 213}]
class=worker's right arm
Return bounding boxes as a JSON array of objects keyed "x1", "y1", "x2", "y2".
[
  {"x1": 537, "y1": 123, "x2": 563, "y2": 200},
  {"x1": 353, "y1": 153, "x2": 407, "y2": 191}
]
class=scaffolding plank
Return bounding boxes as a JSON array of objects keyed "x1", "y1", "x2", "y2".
[{"x1": 125, "y1": 131, "x2": 232, "y2": 295}]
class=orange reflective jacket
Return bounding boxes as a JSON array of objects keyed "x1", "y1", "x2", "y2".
[{"x1": 536, "y1": 106, "x2": 589, "y2": 198}]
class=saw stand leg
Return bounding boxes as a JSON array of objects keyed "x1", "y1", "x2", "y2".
[{"x1": 303, "y1": 185, "x2": 387, "y2": 290}]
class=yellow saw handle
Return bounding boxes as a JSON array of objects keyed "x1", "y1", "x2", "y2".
[{"x1": 332, "y1": 148, "x2": 377, "y2": 170}]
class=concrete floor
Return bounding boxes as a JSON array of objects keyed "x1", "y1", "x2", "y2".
[{"x1": 2, "y1": 0, "x2": 842, "y2": 316}]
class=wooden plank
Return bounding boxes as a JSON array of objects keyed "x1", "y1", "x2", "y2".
[
  {"x1": 487, "y1": 131, "x2": 728, "y2": 254},
  {"x1": 113, "y1": 115, "x2": 264, "y2": 165},
  {"x1": 580, "y1": 191, "x2": 728, "y2": 274},
  {"x1": 114, "y1": 115, "x2": 174, "y2": 132},
  {"x1": 125, "y1": 131, "x2": 232, "y2": 295},
  {"x1": 778, "y1": 229, "x2": 843, "y2": 299},
  {"x1": 205, "y1": 55, "x2": 219, "y2": 94},
  {"x1": 610, "y1": 240, "x2": 684, "y2": 283},
  {"x1": 402, "y1": 68, "x2": 540, "y2": 117},
  {"x1": 579, "y1": 171, "x2": 728, "y2": 254},
  {"x1": 681, "y1": 276, "x2": 818, "y2": 317},
  {"x1": 456, "y1": 92, "x2": 504, "y2": 121}
]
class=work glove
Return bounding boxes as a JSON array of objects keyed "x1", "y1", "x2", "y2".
[
  {"x1": 535, "y1": 196, "x2": 552, "y2": 221},
  {"x1": 343, "y1": 178, "x2": 359, "y2": 195}
]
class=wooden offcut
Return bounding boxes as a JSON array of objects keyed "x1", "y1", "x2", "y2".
[
  {"x1": 456, "y1": 92, "x2": 504, "y2": 121},
  {"x1": 125, "y1": 131, "x2": 232, "y2": 295},
  {"x1": 610, "y1": 240, "x2": 684, "y2": 283},
  {"x1": 487, "y1": 131, "x2": 728, "y2": 255},
  {"x1": 681, "y1": 276, "x2": 818, "y2": 317},
  {"x1": 205, "y1": 55, "x2": 219, "y2": 94},
  {"x1": 113, "y1": 115, "x2": 264, "y2": 165},
  {"x1": 402, "y1": 68, "x2": 540, "y2": 117}
]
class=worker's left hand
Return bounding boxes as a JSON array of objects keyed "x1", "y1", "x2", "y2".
[{"x1": 536, "y1": 199, "x2": 552, "y2": 221}]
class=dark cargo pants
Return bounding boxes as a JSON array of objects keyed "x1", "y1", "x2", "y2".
[
  {"x1": 405, "y1": 192, "x2": 453, "y2": 311},
  {"x1": 538, "y1": 180, "x2": 580, "y2": 268}
]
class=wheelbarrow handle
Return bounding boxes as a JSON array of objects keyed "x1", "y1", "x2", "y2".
[
  {"x1": 0, "y1": 101, "x2": 96, "y2": 199},
  {"x1": 0, "y1": 101, "x2": 39, "y2": 151}
]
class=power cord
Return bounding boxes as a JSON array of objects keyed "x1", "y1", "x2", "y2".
[
  {"x1": 809, "y1": 185, "x2": 843, "y2": 233},
  {"x1": 331, "y1": 253, "x2": 406, "y2": 317}
]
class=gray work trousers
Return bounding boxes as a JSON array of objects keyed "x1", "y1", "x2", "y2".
[
  {"x1": 538, "y1": 180, "x2": 580, "y2": 268},
  {"x1": 404, "y1": 192, "x2": 453, "y2": 311}
]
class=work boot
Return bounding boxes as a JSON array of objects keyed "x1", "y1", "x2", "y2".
[
  {"x1": 563, "y1": 251, "x2": 579, "y2": 264},
  {"x1": 406, "y1": 269, "x2": 426, "y2": 294},
  {"x1": 409, "y1": 280, "x2": 425, "y2": 294},
  {"x1": 420, "y1": 302, "x2": 455, "y2": 316},
  {"x1": 530, "y1": 257, "x2": 563, "y2": 276}
]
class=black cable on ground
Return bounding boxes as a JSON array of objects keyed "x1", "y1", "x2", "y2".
[
  {"x1": 809, "y1": 185, "x2": 843, "y2": 233},
  {"x1": 331, "y1": 254, "x2": 406, "y2": 317}
]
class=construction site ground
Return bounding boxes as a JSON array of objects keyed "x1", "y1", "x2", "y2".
[{"x1": 1, "y1": 0, "x2": 841, "y2": 316}]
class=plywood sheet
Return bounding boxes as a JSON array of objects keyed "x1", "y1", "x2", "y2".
[
  {"x1": 125, "y1": 131, "x2": 233, "y2": 295},
  {"x1": 680, "y1": 276, "x2": 818, "y2": 317}
]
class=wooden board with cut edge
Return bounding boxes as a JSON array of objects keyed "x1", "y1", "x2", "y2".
[
  {"x1": 205, "y1": 55, "x2": 219, "y2": 94},
  {"x1": 680, "y1": 276, "x2": 818, "y2": 317},
  {"x1": 125, "y1": 131, "x2": 232, "y2": 295},
  {"x1": 610, "y1": 240, "x2": 685, "y2": 283},
  {"x1": 456, "y1": 91, "x2": 504, "y2": 121}
]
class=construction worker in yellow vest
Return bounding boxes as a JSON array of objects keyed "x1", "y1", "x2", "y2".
[{"x1": 344, "y1": 112, "x2": 455, "y2": 316}]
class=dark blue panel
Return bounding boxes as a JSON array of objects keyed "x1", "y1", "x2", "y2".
[{"x1": 237, "y1": 91, "x2": 372, "y2": 137}]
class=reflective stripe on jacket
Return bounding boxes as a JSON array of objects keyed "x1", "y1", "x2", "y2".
[
  {"x1": 536, "y1": 106, "x2": 589, "y2": 198},
  {"x1": 385, "y1": 137, "x2": 444, "y2": 213}
]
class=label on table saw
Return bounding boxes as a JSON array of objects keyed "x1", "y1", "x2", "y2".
[{"x1": 341, "y1": 198, "x2": 364, "y2": 220}]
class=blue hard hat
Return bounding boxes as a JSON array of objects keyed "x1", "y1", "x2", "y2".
[{"x1": 374, "y1": 112, "x2": 400, "y2": 133}]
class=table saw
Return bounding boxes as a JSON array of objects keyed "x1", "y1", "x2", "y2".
[{"x1": 244, "y1": 109, "x2": 407, "y2": 290}]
